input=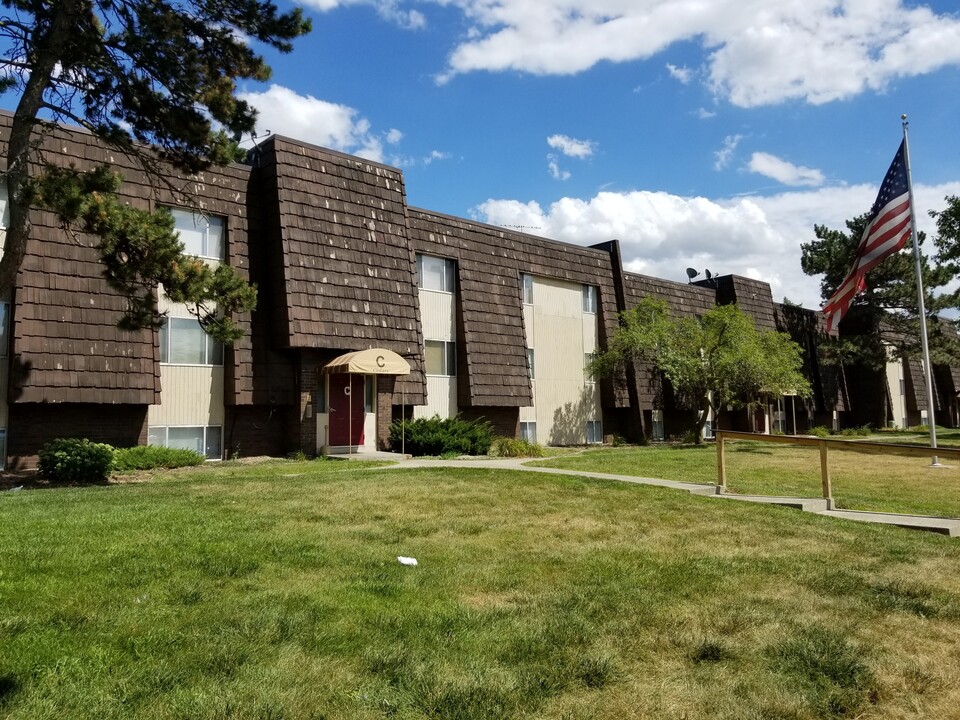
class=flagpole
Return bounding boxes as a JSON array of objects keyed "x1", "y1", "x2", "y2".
[{"x1": 901, "y1": 114, "x2": 939, "y2": 465}]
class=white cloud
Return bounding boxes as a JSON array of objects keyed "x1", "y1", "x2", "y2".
[
  {"x1": 299, "y1": 0, "x2": 425, "y2": 29},
  {"x1": 386, "y1": 128, "x2": 404, "y2": 144},
  {"x1": 238, "y1": 84, "x2": 387, "y2": 162},
  {"x1": 714, "y1": 134, "x2": 742, "y2": 171},
  {"x1": 547, "y1": 133, "x2": 596, "y2": 159},
  {"x1": 424, "y1": 150, "x2": 452, "y2": 165},
  {"x1": 666, "y1": 63, "x2": 693, "y2": 84},
  {"x1": 431, "y1": 0, "x2": 960, "y2": 107},
  {"x1": 547, "y1": 154, "x2": 571, "y2": 180},
  {"x1": 696, "y1": 107, "x2": 717, "y2": 120},
  {"x1": 748, "y1": 152, "x2": 825, "y2": 187},
  {"x1": 474, "y1": 181, "x2": 960, "y2": 309}
]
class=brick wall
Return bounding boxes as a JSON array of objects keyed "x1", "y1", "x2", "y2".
[
  {"x1": 224, "y1": 405, "x2": 296, "y2": 459},
  {"x1": 7, "y1": 404, "x2": 148, "y2": 470}
]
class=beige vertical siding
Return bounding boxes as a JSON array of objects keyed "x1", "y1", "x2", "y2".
[
  {"x1": 886, "y1": 358, "x2": 907, "y2": 428},
  {"x1": 414, "y1": 376, "x2": 458, "y2": 419},
  {"x1": 417, "y1": 287, "x2": 457, "y2": 418},
  {"x1": 419, "y1": 290, "x2": 455, "y2": 342},
  {"x1": 148, "y1": 366, "x2": 224, "y2": 426},
  {"x1": 522, "y1": 276, "x2": 601, "y2": 445}
]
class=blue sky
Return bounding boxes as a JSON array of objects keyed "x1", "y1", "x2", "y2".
[
  {"x1": 230, "y1": 0, "x2": 960, "y2": 308},
  {"x1": 13, "y1": 0, "x2": 960, "y2": 309}
]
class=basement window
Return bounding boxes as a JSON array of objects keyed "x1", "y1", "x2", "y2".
[
  {"x1": 520, "y1": 422, "x2": 537, "y2": 443},
  {"x1": 148, "y1": 425, "x2": 222, "y2": 460},
  {"x1": 586, "y1": 420, "x2": 602, "y2": 444}
]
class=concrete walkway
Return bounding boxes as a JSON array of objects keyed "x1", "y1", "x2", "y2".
[{"x1": 379, "y1": 456, "x2": 960, "y2": 538}]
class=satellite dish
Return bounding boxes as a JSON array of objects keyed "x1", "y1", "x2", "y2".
[
  {"x1": 705, "y1": 269, "x2": 713, "y2": 279},
  {"x1": 685, "y1": 267, "x2": 699, "y2": 281}
]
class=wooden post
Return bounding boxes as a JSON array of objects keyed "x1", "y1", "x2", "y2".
[
  {"x1": 717, "y1": 432, "x2": 727, "y2": 494},
  {"x1": 819, "y1": 439, "x2": 833, "y2": 509}
]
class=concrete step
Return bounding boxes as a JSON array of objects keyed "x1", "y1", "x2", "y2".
[
  {"x1": 714, "y1": 493, "x2": 830, "y2": 512},
  {"x1": 817, "y1": 509, "x2": 960, "y2": 537}
]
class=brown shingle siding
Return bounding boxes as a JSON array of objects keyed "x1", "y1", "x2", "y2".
[{"x1": 408, "y1": 208, "x2": 620, "y2": 408}]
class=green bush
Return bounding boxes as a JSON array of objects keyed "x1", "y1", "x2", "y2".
[
  {"x1": 38, "y1": 438, "x2": 115, "y2": 483},
  {"x1": 389, "y1": 415, "x2": 494, "y2": 457},
  {"x1": 808, "y1": 426, "x2": 831, "y2": 438},
  {"x1": 839, "y1": 424, "x2": 872, "y2": 437},
  {"x1": 489, "y1": 436, "x2": 545, "y2": 458},
  {"x1": 112, "y1": 445, "x2": 206, "y2": 472}
]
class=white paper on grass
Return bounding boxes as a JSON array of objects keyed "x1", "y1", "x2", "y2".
[{"x1": 397, "y1": 556, "x2": 418, "y2": 566}]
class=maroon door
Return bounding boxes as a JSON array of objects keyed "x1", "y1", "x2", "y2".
[{"x1": 328, "y1": 374, "x2": 365, "y2": 446}]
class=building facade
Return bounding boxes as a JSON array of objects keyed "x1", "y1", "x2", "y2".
[{"x1": 3, "y1": 114, "x2": 932, "y2": 468}]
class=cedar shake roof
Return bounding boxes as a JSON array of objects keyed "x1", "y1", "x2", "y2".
[
  {"x1": 0, "y1": 112, "x2": 253, "y2": 405},
  {"x1": 623, "y1": 273, "x2": 716, "y2": 409},
  {"x1": 406, "y1": 209, "x2": 620, "y2": 408},
  {"x1": 256, "y1": 136, "x2": 426, "y2": 403},
  {"x1": 702, "y1": 275, "x2": 778, "y2": 331}
]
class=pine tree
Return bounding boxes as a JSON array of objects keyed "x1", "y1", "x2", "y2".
[{"x1": 0, "y1": 0, "x2": 311, "y2": 341}]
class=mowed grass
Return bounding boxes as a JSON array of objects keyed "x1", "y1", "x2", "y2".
[
  {"x1": 533, "y1": 442, "x2": 960, "y2": 518},
  {"x1": 3, "y1": 460, "x2": 960, "y2": 718}
]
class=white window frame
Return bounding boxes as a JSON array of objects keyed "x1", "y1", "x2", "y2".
[
  {"x1": 424, "y1": 340, "x2": 456, "y2": 376},
  {"x1": 417, "y1": 254, "x2": 456, "y2": 293},
  {"x1": 652, "y1": 410, "x2": 665, "y2": 441},
  {"x1": 584, "y1": 352, "x2": 595, "y2": 384},
  {"x1": 520, "y1": 421, "x2": 537, "y2": 443},
  {"x1": 148, "y1": 425, "x2": 222, "y2": 460},
  {"x1": 159, "y1": 316, "x2": 224, "y2": 366},
  {"x1": 169, "y1": 208, "x2": 225, "y2": 261},
  {"x1": 526, "y1": 348, "x2": 535, "y2": 380},
  {"x1": 582, "y1": 285, "x2": 598, "y2": 314},
  {"x1": 586, "y1": 420, "x2": 602, "y2": 444},
  {"x1": 521, "y1": 274, "x2": 534, "y2": 304}
]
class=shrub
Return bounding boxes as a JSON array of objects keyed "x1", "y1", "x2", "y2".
[
  {"x1": 38, "y1": 438, "x2": 115, "y2": 483},
  {"x1": 112, "y1": 445, "x2": 206, "y2": 472},
  {"x1": 389, "y1": 415, "x2": 494, "y2": 457},
  {"x1": 808, "y1": 426, "x2": 831, "y2": 438},
  {"x1": 839, "y1": 424, "x2": 872, "y2": 437},
  {"x1": 489, "y1": 437, "x2": 545, "y2": 458}
]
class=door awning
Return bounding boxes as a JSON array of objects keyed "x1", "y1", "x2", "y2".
[{"x1": 322, "y1": 348, "x2": 411, "y2": 375}]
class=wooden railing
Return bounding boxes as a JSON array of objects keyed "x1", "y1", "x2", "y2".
[{"x1": 715, "y1": 431, "x2": 956, "y2": 509}]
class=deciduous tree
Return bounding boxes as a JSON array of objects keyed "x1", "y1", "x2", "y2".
[
  {"x1": 0, "y1": 0, "x2": 311, "y2": 341},
  {"x1": 590, "y1": 298, "x2": 810, "y2": 443}
]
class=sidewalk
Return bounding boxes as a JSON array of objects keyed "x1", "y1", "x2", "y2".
[{"x1": 386, "y1": 456, "x2": 960, "y2": 538}]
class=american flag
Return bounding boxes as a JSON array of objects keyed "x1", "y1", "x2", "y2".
[{"x1": 822, "y1": 140, "x2": 912, "y2": 332}]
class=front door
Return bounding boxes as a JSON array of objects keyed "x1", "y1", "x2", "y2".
[{"x1": 328, "y1": 374, "x2": 365, "y2": 446}]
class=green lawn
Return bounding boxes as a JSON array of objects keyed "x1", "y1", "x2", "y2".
[
  {"x1": 532, "y1": 441, "x2": 960, "y2": 518},
  {"x1": 3, "y1": 459, "x2": 960, "y2": 718}
]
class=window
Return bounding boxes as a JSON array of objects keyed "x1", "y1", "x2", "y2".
[
  {"x1": 582, "y1": 285, "x2": 598, "y2": 313},
  {"x1": 365, "y1": 375, "x2": 375, "y2": 413},
  {"x1": 651, "y1": 410, "x2": 665, "y2": 441},
  {"x1": 521, "y1": 274, "x2": 534, "y2": 304},
  {"x1": 425, "y1": 340, "x2": 456, "y2": 376},
  {"x1": 584, "y1": 353, "x2": 595, "y2": 383},
  {"x1": 702, "y1": 420, "x2": 715, "y2": 440},
  {"x1": 148, "y1": 425, "x2": 222, "y2": 460},
  {"x1": 0, "y1": 302, "x2": 8, "y2": 356},
  {"x1": 317, "y1": 378, "x2": 327, "y2": 413},
  {"x1": 417, "y1": 254, "x2": 456, "y2": 293},
  {"x1": 526, "y1": 348, "x2": 535, "y2": 380},
  {"x1": 586, "y1": 420, "x2": 602, "y2": 444},
  {"x1": 520, "y1": 422, "x2": 537, "y2": 443},
  {"x1": 159, "y1": 317, "x2": 223, "y2": 365},
  {"x1": 171, "y1": 208, "x2": 224, "y2": 260}
]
